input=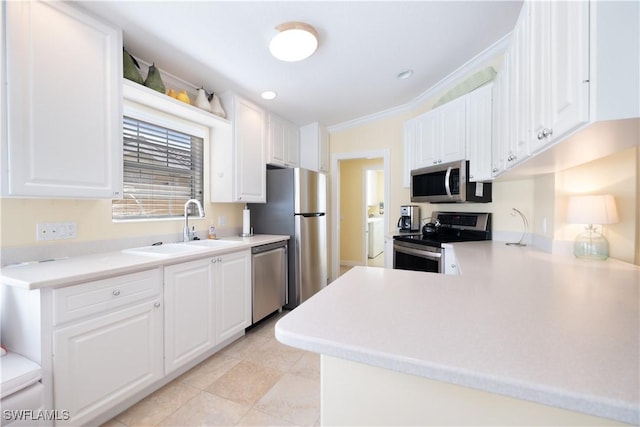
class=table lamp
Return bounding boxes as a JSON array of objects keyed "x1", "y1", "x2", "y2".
[{"x1": 566, "y1": 194, "x2": 619, "y2": 260}]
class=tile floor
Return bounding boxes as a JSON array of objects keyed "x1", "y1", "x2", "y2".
[{"x1": 102, "y1": 312, "x2": 320, "y2": 427}]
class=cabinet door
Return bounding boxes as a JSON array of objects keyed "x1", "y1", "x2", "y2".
[
  {"x1": 235, "y1": 98, "x2": 266, "y2": 202},
  {"x1": 439, "y1": 96, "x2": 467, "y2": 163},
  {"x1": 466, "y1": 84, "x2": 493, "y2": 182},
  {"x1": 548, "y1": 0, "x2": 589, "y2": 142},
  {"x1": 267, "y1": 114, "x2": 299, "y2": 168},
  {"x1": 529, "y1": 0, "x2": 589, "y2": 154},
  {"x1": 215, "y1": 250, "x2": 251, "y2": 343},
  {"x1": 505, "y1": 4, "x2": 531, "y2": 169},
  {"x1": 299, "y1": 122, "x2": 329, "y2": 173},
  {"x1": 4, "y1": 1, "x2": 122, "y2": 198},
  {"x1": 285, "y1": 122, "x2": 300, "y2": 167},
  {"x1": 491, "y1": 64, "x2": 508, "y2": 178},
  {"x1": 53, "y1": 300, "x2": 163, "y2": 426},
  {"x1": 529, "y1": 0, "x2": 552, "y2": 153},
  {"x1": 164, "y1": 258, "x2": 215, "y2": 375},
  {"x1": 318, "y1": 125, "x2": 330, "y2": 173},
  {"x1": 416, "y1": 111, "x2": 438, "y2": 167},
  {"x1": 268, "y1": 114, "x2": 287, "y2": 166},
  {"x1": 402, "y1": 118, "x2": 419, "y2": 188}
]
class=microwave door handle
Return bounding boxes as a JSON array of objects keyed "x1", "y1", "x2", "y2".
[{"x1": 444, "y1": 166, "x2": 452, "y2": 198}]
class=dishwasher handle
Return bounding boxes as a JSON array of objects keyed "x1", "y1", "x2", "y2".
[{"x1": 251, "y1": 240, "x2": 288, "y2": 254}]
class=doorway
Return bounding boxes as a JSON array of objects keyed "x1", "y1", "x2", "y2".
[
  {"x1": 331, "y1": 150, "x2": 390, "y2": 281},
  {"x1": 364, "y1": 168, "x2": 385, "y2": 267}
]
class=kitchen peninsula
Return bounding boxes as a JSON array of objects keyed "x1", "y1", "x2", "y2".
[{"x1": 275, "y1": 242, "x2": 639, "y2": 426}]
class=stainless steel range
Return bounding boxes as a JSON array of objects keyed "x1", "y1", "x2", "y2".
[{"x1": 393, "y1": 211, "x2": 491, "y2": 274}]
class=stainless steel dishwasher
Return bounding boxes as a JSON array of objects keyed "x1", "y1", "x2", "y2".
[{"x1": 251, "y1": 240, "x2": 288, "y2": 324}]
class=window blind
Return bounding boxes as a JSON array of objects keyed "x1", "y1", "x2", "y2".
[{"x1": 113, "y1": 116, "x2": 204, "y2": 220}]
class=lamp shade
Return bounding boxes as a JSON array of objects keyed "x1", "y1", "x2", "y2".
[
  {"x1": 566, "y1": 194, "x2": 619, "y2": 225},
  {"x1": 269, "y1": 22, "x2": 318, "y2": 62}
]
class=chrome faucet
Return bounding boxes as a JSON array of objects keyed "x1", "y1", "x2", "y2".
[{"x1": 183, "y1": 199, "x2": 205, "y2": 242}]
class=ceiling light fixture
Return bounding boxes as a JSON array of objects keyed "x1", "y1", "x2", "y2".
[
  {"x1": 269, "y1": 21, "x2": 318, "y2": 62},
  {"x1": 397, "y1": 69, "x2": 414, "y2": 80},
  {"x1": 261, "y1": 91, "x2": 277, "y2": 100}
]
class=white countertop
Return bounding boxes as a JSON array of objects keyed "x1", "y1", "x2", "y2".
[
  {"x1": 1, "y1": 235, "x2": 289, "y2": 290},
  {"x1": 275, "y1": 241, "x2": 640, "y2": 425}
]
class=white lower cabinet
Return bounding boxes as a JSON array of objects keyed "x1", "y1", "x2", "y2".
[
  {"x1": 164, "y1": 258, "x2": 215, "y2": 375},
  {"x1": 51, "y1": 269, "x2": 163, "y2": 426},
  {"x1": 215, "y1": 250, "x2": 252, "y2": 343},
  {"x1": 164, "y1": 250, "x2": 251, "y2": 374},
  {"x1": 2, "y1": 247, "x2": 256, "y2": 426}
]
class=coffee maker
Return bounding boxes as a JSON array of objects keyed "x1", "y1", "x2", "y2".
[{"x1": 397, "y1": 205, "x2": 420, "y2": 232}]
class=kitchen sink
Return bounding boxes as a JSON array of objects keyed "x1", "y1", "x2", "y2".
[
  {"x1": 183, "y1": 239, "x2": 244, "y2": 249},
  {"x1": 122, "y1": 243, "x2": 209, "y2": 257}
]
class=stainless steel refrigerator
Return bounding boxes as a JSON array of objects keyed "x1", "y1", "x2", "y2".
[{"x1": 249, "y1": 168, "x2": 327, "y2": 308}]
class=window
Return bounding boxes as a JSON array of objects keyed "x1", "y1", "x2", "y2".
[{"x1": 112, "y1": 116, "x2": 204, "y2": 220}]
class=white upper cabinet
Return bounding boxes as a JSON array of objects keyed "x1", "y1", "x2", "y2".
[
  {"x1": 213, "y1": 94, "x2": 266, "y2": 203},
  {"x1": 402, "y1": 117, "x2": 420, "y2": 188},
  {"x1": 491, "y1": 59, "x2": 509, "y2": 178},
  {"x1": 466, "y1": 83, "x2": 493, "y2": 182},
  {"x1": 2, "y1": 1, "x2": 122, "y2": 198},
  {"x1": 504, "y1": 2, "x2": 531, "y2": 169},
  {"x1": 529, "y1": 0, "x2": 589, "y2": 153},
  {"x1": 300, "y1": 122, "x2": 329, "y2": 173},
  {"x1": 415, "y1": 95, "x2": 467, "y2": 169},
  {"x1": 267, "y1": 112, "x2": 299, "y2": 168}
]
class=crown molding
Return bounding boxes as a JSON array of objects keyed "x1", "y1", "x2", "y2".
[{"x1": 328, "y1": 32, "x2": 512, "y2": 134}]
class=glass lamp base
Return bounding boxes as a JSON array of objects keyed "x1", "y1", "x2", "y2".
[{"x1": 573, "y1": 227, "x2": 609, "y2": 260}]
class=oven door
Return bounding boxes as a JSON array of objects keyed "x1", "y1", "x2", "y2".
[{"x1": 393, "y1": 240, "x2": 443, "y2": 273}]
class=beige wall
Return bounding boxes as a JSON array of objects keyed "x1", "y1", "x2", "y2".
[
  {"x1": 330, "y1": 113, "x2": 411, "y2": 229},
  {"x1": 0, "y1": 198, "x2": 244, "y2": 248},
  {"x1": 553, "y1": 146, "x2": 638, "y2": 264}
]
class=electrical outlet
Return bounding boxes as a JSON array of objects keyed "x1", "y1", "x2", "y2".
[
  {"x1": 36, "y1": 222, "x2": 77, "y2": 241},
  {"x1": 218, "y1": 215, "x2": 227, "y2": 226}
]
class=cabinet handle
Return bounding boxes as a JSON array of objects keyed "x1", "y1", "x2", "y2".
[
  {"x1": 154, "y1": 302, "x2": 161, "y2": 308},
  {"x1": 212, "y1": 258, "x2": 217, "y2": 264},
  {"x1": 492, "y1": 168, "x2": 499, "y2": 173},
  {"x1": 469, "y1": 174, "x2": 474, "y2": 179},
  {"x1": 507, "y1": 155, "x2": 517, "y2": 162},
  {"x1": 537, "y1": 128, "x2": 553, "y2": 140},
  {"x1": 112, "y1": 290, "x2": 121, "y2": 296},
  {"x1": 451, "y1": 264, "x2": 457, "y2": 269},
  {"x1": 432, "y1": 160, "x2": 438, "y2": 165},
  {"x1": 437, "y1": 159, "x2": 442, "y2": 164}
]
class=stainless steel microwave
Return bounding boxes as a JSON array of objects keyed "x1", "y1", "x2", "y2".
[{"x1": 410, "y1": 160, "x2": 492, "y2": 203}]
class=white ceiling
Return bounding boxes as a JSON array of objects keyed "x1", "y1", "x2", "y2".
[{"x1": 77, "y1": 1, "x2": 523, "y2": 127}]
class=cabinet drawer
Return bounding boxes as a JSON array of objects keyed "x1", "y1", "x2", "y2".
[{"x1": 53, "y1": 269, "x2": 162, "y2": 325}]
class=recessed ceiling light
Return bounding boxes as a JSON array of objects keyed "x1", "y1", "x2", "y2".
[
  {"x1": 261, "y1": 91, "x2": 277, "y2": 100},
  {"x1": 269, "y1": 21, "x2": 318, "y2": 62},
  {"x1": 397, "y1": 69, "x2": 414, "y2": 80}
]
